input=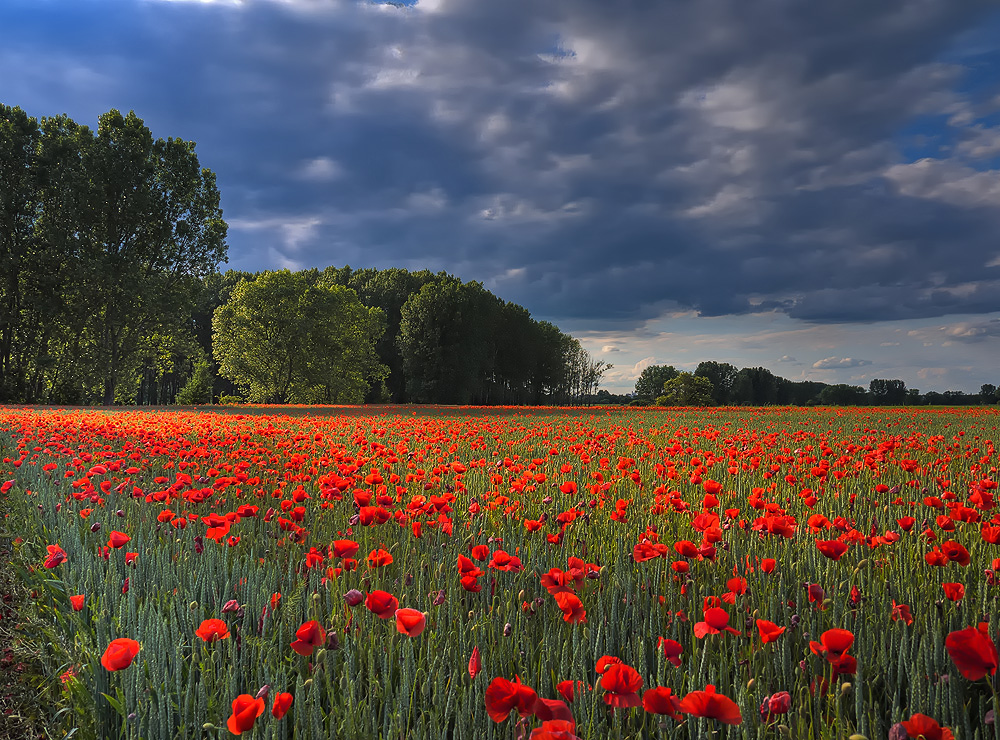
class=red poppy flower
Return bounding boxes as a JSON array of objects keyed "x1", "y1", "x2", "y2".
[
  {"x1": 108, "y1": 531, "x2": 131, "y2": 549},
  {"x1": 815, "y1": 539, "x2": 848, "y2": 560},
  {"x1": 70, "y1": 595, "x2": 85, "y2": 611},
  {"x1": 658, "y1": 637, "x2": 683, "y2": 666},
  {"x1": 760, "y1": 558, "x2": 776, "y2": 573},
  {"x1": 470, "y1": 544, "x2": 490, "y2": 561},
  {"x1": 756, "y1": 619, "x2": 786, "y2": 644},
  {"x1": 901, "y1": 713, "x2": 954, "y2": 740},
  {"x1": 484, "y1": 676, "x2": 538, "y2": 722},
  {"x1": 941, "y1": 540, "x2": 970, "y2": 566},
  {"x1": 468, "y1": 646, "x2": 482, "y2": 679},
  {"x1": 694, "y1": 607, "x2": 740, "y2": 638},
  {"x1": 942, "y1": 583, "x2": 965, "y2": 602},
  {"x1": 196, "y1": 618, "x2": 231, "y2": 643},
  {"x1": 595, "y1": 655, "x2": 623, "y2": 674},
  {"x1": 290, "y1": 620, "x2": 326, "y2": 656},
  {"x1": 600, "y1": 663, "x2": 643, "y2": 708},
  {"x1": 488, "y1": 550, "x2": 523, "y2": 572},
  {"x1": 101, "y1": 638, "x2": 141, "y2": 671},
  {"x1": 809, "y1": 628, "x2": 854, "y2": 663},
  {"x1": 679, "y1": 684, "x2": 742, "y2": 725},
  {"x1": 557, "y1": 679, "x2": 588, "y2": 703},
  {"x1": 674, "y1": 540, "x2": 700, "y2": 558},
  {"x1": 458, "y1": 554, "x2": 484, "y2": 577},
  {"x1": 394, "y1": 608, "x2": 427, "y2": 637},
  {"x1": 891, "y1": 600, "x2": 914, "y2": 626},
  {"x1": 529, "y1": 719, "x2": 582, "y2": 740},
  {"x1": 945, "y1": 624, "x2": 998, "y2": 681},
  {"x1": 807, "y1": 583, "x2": 827, "y2": 609},
  {"x1": 365, "y1": 590, "x2": 399, "y2": 619},
  {"x1": 765, "y1": 691, "x2": 791, "y2": 715},
  {"x1": 271, "y1": 691, "x2": 293, "y2": 719},
  {"x1": 533, "y1": 697, "x2": 574, "y2": 723},
  {"x1": 227, "y1": 694, "x2": 265, "y2": 735},
  {"x1": 642, "y1": 686, "x2": 681, "y2": 718},
  {"x1": 43, "y1": 544, "x2": 67, "y2": 569},
  {"x1": 332, "y1": 539, "x2": 359, "y2": 558},
  {"x1": 367, "y1": 548, "x2": 393, "y2": 568},
  {"x1": 553, "y1": 592, "x2": 587, "y2": 624}
]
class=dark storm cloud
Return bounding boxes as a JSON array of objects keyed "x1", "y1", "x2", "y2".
[{"x1": 2, "y1": 0, "x2": 1000, "y2": 327}]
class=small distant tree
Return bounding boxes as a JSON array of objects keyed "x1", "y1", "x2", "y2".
[
  {"x1": 981, "y1": 384, "x2": 998, "y2": 405},
  {"x1": 634, "y1": 365, "x2": 679, "y2": 401},
  {"x1": 656, "y1": 372, "x2": 714, "y2": 406}
]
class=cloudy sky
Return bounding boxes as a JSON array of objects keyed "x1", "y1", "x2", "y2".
[{"x1": 3, "y1": 0, "x2": 1000, "y2": 394}]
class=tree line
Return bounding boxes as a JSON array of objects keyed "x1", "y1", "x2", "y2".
[
  {"x1": 1, "y1": 105, "x2": 608, "y2": 406},
  {"x1": 626, "y1": 363, "x2": 1000, "y2": 407}
]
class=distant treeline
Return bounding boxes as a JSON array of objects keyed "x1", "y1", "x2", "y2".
[
  {"x1": 610, "y1": 364, "x2": 1000, "y2": 407},
  {"x1": 0, "y1": 104, "x2": 607, "y2": 406}
]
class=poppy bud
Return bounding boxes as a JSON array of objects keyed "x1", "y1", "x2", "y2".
[
  {"x1": 432, "y1": 590, "x2": 445, "y2": 606},
  {"x1": 189, "y1": 601, "x2": 198, "y2": 610},
  {"x1": 327, "y1": 632, "x2": 340, "y2": 651},
  {"x1": 503, "y1": 623, "x2": 512, "y2": 637},
  {"x1": 56, "y1": 503, "x2": 62, "y2": 512},
  {"x1": 344, "y1": 589, "x2": 363, "y2": 607},
  {"x1": 116, "y1": 510, "x2": 125, "y2": 518},
  {"x1": 542, "y1": 496, "x2": 552, "y2": 504},
  {"x1": 222, "y1": 599, "x2": 240, "y2": 613},
  {"x1": 256, "y1": 685, "x2": 271, "y2": 700},
  {"x1": 91, "y1": 522, "x2": 102, "y2": 532},
  {"x1": 887, "y1": 723, "x2": 908, "y2": 740}
]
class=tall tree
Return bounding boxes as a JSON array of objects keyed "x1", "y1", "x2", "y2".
[
  {"x1": 0, "y1": 105, "x2": 40, "y2": 400},
  {"x1": 80, "y1": 110, "x2": 227, "y2": 404},
  {"x1": 213, "y1": 270, "x2": 386, "y2": 404},
  {"x1": 397, "y1": 276, "x2": 499, "y2": 404},
  {"x1": 634, "y1": 365, "x2": 679, "y2": 401},
  {"x1": 868, "y1": 378, "x2": 907, "y2": 406},
  {"x1": 695, "y1": 361, "x2": 738, "y2": 405},
  {"x1": 731, "y1": 367, "x2": 779, "y2": 405}
]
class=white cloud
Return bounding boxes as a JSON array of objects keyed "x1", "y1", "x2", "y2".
[{"x1": 812, "y1": 357, "x2": 873, "y2": 369}]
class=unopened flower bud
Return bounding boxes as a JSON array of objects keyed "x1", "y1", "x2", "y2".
[{"x1": 344, "y1": 589, "x2": 363, "y2": 607}]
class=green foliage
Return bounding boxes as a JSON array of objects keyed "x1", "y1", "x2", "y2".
[
  {"x1": 633, "y1": 365, "x2": 678, "y2": 401},
  {"x1": 869, "y1": 378, "x2": 908, "y2": 406},
  {"x1": 694, "y1": 361, "x2": 738, "y2": 405},
  {"x1": 0, "y1": 104, "x2": 227, "y2": 405},
  {"x1": 655, "y1": 371, "x2": 714, "y2": 406},
  {"x1": 175, "y1": 358, "x2": 214, "y2": 405},
  {"x1": 816, "y1": 383, "x2": 869, "y2": 406},
  {"x1": 213, "y1": 270, "x2": 388, "y2": 404}
]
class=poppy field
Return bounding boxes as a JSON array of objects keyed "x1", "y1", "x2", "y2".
[{"x1": 2, "y1": 405, "x2": 999, "y2": 739}]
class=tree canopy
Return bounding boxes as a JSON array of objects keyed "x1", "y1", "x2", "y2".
[{"x1": 213, "y1": 270, "x2": 387, "y2": 404}]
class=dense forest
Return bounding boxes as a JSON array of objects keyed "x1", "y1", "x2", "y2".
[{"x1": 0, "y1": 104, "x2": 608, "y2": 406}]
